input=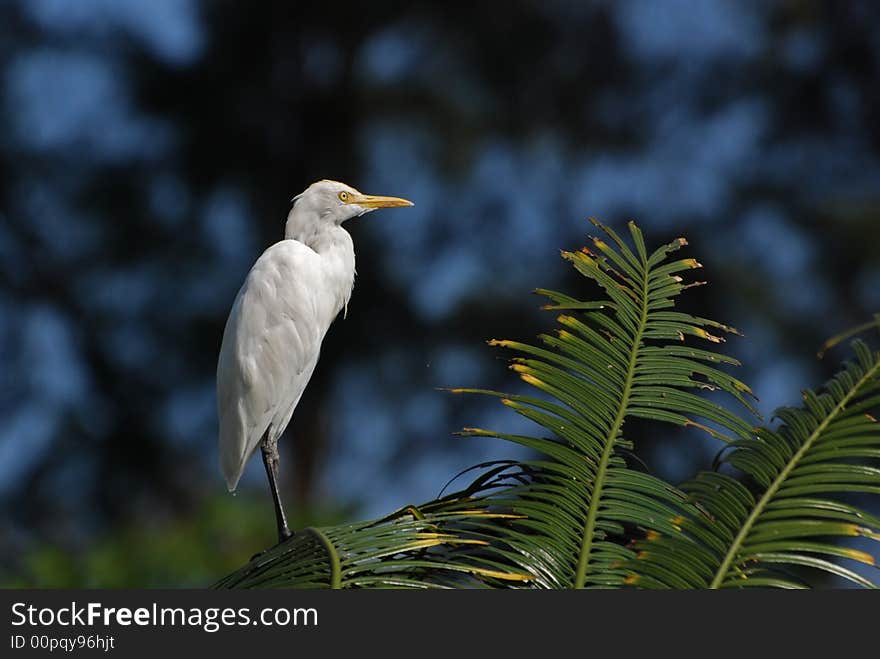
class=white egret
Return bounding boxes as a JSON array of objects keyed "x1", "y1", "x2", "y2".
[{"x1": 217, "y1": 180, "x2": 413, "y2": 542}]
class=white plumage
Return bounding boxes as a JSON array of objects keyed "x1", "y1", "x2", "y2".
[
  {"x1": 216, "y1": 179, "x2": 413, "y2": 541},
  {"x1": 217, "y1": 238, "x2": 347, "y2": 489}
]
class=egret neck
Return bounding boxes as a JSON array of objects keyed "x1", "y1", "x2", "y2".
[{"x1": 285, "y1": 209, "x2": 356, "y2": 321}]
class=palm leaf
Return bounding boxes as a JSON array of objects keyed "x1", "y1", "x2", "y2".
[
  {"x1": 448, "y1": 220, "x2": 757, "y2": 587},
  {"x1": 627, "y1": 340, "x2": 880, "y2": 588},
  {"x1": 215, "y1": 503, "x2": 534, "y2": 588}
]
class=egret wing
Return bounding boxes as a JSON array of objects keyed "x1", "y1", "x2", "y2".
[{"x1": 217, "y1": 240, "x2": 325, "y2": 490}]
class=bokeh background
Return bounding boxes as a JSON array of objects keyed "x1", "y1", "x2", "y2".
[{"x1": 2, "y1": 0, "x2": 879, "y2": 587}]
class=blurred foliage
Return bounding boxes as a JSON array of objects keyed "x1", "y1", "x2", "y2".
[{"x1": 2, "y1": 495, "x2": 348, "y2": 587}]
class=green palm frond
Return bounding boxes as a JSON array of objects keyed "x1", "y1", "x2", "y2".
[
  {"x1": 627, "y1": 340, "x2": 880, "y2": 588},
  {"x1": 449, "y1": 220, "x2": 758, "y2": 587},
  {"x1": 215, "y1": 504, "x2": 534, "y2": 588}
]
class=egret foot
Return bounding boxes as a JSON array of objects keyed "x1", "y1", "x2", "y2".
[{"x1": 261, "y1": 433, "x2": 293, "y2": 544}]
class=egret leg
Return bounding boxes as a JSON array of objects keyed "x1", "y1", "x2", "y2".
[{"x1": 260, "y1": 431, "x2": 293, "y2": 543}]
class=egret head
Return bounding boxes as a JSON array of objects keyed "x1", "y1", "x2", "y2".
[{"x1": 289, "y1": 179, "x2": 413, "y2": 227}]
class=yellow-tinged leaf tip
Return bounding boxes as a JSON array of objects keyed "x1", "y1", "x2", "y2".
[
  {"x1": 452, "y1": 539, "x2": 491, "y2": 546},
  {"x1": 670, "y1": 515, "x2": 686, "y2": 530},
  {"x1": 520, "y1": 373, "x2": 544, "y2": 387},
  {"x1": 858, "y1": 527, "x2": 880, "y2": 541},
  {"x1": 677, "y1": 237, "x2": 688, "y2": 246},
  {"x1": 404, "y1": 539, "x2": 445, "y2": 549},
  {"x1": 693, "y1": 327, "x2": 723, "y2": 343},
  {"x1": 624, "y1": 574, "x2": 640, "y2": 585},
  {"x1": 842, "y1": 548, "x2": 876, "y2": 565},
  {"x1": 645, "y1": 530, "x2": 661, "y2": 541},
  {"x1": 471, "y1": 568, "x2": 534, "y2": 581},
  {"x1": 460, "y1": 427, "x2": 492, "y2": 437},
  {"x1": 684, "y1": 258, "x2": 702, "y2": 268},
  {"x1": 866, "y1": 413, "x2": 878, "y2": 422}
]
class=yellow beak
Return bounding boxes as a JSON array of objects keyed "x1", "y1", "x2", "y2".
[{"x1": 347, "y1": 193, "x2": 414, "y2": 209}]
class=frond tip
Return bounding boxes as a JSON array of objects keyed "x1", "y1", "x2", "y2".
[
  {"x1": 629, "y1": 339, "x2": 880, "y2": 588},
  {"x1": 457, "y1": 219, "x2": 758, "y2": 588}
]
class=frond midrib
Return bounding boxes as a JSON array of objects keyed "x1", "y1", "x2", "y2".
[
  {"x1": 708, "y1": 357, "x2": 880, "y2": 588},
  {"x1": 307, "y1": 526, "x2": 342, "y2": 589},
  {"x1": 573, "y1": 258, "x2": 649, "y2": 588}
]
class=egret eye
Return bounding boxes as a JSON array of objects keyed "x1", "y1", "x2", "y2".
[{"x1": 338, "y1": 191, "x2": 348, "y2": 202}]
